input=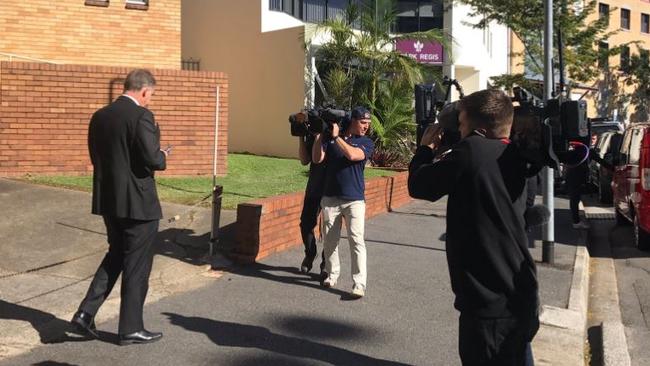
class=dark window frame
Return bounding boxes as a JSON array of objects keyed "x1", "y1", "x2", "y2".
[
  {"x1": 642, "y1": 13, "x2": 650, "y2": 33},
  {"x1": 85, "y1": 0, "x2": 109, "y2": 7},
  {"x1": 598, "y1": 41, "x2": 609, "y2": 69},
  {"x1": 269, "y1": 0, "x2": 443, "y2": 32},
  {"x1": 621, "y1": 8, "x2": 631, "y2": 30},
  {"x1": 599, "y1": 3, "x2": 609, "y2": 26},
  {"x1": 620, "y1": 45, "x2": 630, "y2": 73},
  {"x1": 125, "y1": 0, "x2": 148, "y2": 10}
]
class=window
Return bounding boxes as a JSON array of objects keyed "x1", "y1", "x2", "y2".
[
  {"x1": 642, "y1": 49, "x2": 650, "y2": 64},
  {"x1": 599, "y1": 3, "x2": 609, "y2": 25},
  {"x1": 125, "y1": 0, "x2": 148, "y2": 10},
  {"x1": 621, "y1": 8, "x2": 630, "y2": 30},
  {"x1": 642, "y1": 13, "x2": 649, "y2": 33},
  {"x1": 182, "y1": 58, "x2": 200, "y2": 71},
  {"x1": 395, "y1": 0, "x2": 443, "y2": 33},
  {"x1": 620, "y1": 45, "x2": 630, "y2": 72},
  {"x1": 599, "y1": 41, "x2": 609, "y2": 69},
  {"x1": 630, "y1": 128, "x2": 643, "y2": 164},
  {"x1": 85, "y1": 0, "x2": 109, "y2": 7},
  {"x1": 327, "y1": 0, "x2": 348, "y2": 20}
]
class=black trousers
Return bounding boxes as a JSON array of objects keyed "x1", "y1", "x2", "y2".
[
  {"x1": 567, "y1": 185, "x2": 582, "y2": 224},
  {"x1": 458, "y1": 313, "x2": 534, "y2": 366},
  {"x1": 299, "y1": 194, "x2": 324, "y2": 270},
  {"x1": 78, "y1": 216, "x2": 158, "y2": 335}
]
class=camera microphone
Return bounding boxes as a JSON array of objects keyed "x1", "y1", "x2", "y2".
[{"x1": 524, "y1": 204, "x2": 551, "y2": 228}]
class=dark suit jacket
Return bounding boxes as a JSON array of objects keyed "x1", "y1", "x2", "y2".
[{"x1": 88, "y1": 96, "x2": 166, "y2": 220}]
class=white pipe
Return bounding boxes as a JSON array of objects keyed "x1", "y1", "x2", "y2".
[
  {"x1": 0, "y1": 52, "x2": 59, "y2": 64},
  {"x1": 213, "y1": 86, "x2": 220, "y2": 187}
]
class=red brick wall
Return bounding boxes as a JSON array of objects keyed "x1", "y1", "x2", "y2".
[
  {"x1": 230, "y1": 171, "x2": 412, "y2": 264},
  {"x1": 0, "y1": 62, "x2": 228, "y2": 176},
  {"x1": 0, "y1": 0, "x2": 180, "y2": 69}
]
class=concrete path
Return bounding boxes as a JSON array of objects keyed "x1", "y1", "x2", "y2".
[{"x1": 0, "y1": 179, "x2": 586, "y2": 365}]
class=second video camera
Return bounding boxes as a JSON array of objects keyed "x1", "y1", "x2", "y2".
[{"x1": 289, "y1": 108, "x2": 348, "y2": 138}]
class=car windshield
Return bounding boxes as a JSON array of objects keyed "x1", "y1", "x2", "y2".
[{"x1": 592, "y1": 124, "x2": 622, "y2": 135}]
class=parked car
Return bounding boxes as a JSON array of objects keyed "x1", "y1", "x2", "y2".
[
  {"x1": 589, "y1": 131, "x2": 623, "y2": 203},
  {"x1": 612, "y1": 123, "x2": 650, "y2": 250},
  {"x1": 589, "y1": 118, "x2": 625, "y2": 136}
]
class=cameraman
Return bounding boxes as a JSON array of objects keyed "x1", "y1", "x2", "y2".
[
  {"x1": 312, "y1": 107, "x2": 374, "y2": 299},
  {"x1": 295, "y1": 112, "x2": 326, "y2": 275},
  {"x1": 408, "y1": 89, "x2": 538, "y2": 366}
]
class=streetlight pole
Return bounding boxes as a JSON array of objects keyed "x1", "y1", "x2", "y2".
[{"x1": 542, "y1": 0, "x2": 555, "y2": 264}]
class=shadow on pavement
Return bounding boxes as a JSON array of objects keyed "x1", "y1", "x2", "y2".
[
  {"x1": 0, "y1": 300, "x2": 116, "y2": 345},
  {"x1": 272, "y1": 315, "x2": 381, "y2": 341},
  {"x1": 163, "y1": 312, "x2": 412, "y2": 366},
  {"x1": 228, "y1": 263, "x2": 350, "y2": 299},
  {"x1": 32, "y1": 362, "x2": 81, "y2": 366}
]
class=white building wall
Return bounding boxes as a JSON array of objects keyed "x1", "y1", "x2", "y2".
[
  {"x1": 261, "y1": 0, "x2": 304, "y2": 33},
  {"x1": 447, "y1": 3, "x2": 509, "y2": 94}
]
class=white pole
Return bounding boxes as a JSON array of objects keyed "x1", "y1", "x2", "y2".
[
  {"x1": 542, "y1": 0, "x2": 555, "y2": 264},
  {"x1": 213, "y1": 86, "x2": 220, "y2": 187}
]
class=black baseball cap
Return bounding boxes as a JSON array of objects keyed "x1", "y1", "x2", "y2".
[{"x1": 351, "y1": 106, "x2": 371, "y2": 120}]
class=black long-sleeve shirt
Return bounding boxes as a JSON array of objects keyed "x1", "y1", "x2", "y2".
[{"x1": 408, "y1": 133, "x2": 539, "y2": 319}]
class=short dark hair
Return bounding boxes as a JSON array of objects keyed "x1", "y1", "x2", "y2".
[
  {"x1": 457, "y1": 89, "x2": 513, "y2": 138},
  {"x1": 123, "y1": 69, "x2": 156, "y2": 92}
]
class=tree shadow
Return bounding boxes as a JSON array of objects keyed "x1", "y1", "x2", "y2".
[
  {"x1": 163, "y1": 312, "x2": 412, "y2": 366},
  {"x1": 0, "y1": 300, "x2": 117, "y2": 345},
  {"x1": 155, "y1": 222, "x2": 238, "y2": 266},
  {"x1": 32, "y1": 362, "x2": 80, "y2": 366}
]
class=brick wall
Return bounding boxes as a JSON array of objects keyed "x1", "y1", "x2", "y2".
[
  {"x1": 0, "y1": 62, "x2": 228, "y2": 176},
  {"x1": 230, "y1": 171, "x2": 412, "y2": 264},
  {"x1": 0, "y1": 0, "x2": 180, "y2": 69}
]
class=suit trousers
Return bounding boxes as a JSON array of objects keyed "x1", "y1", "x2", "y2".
[
  {"x1": 299, "y1": 194, "x2": 325, "y2": 270},
  {"x1": 79, "y1": 215, "x2": 158, "y2": 335}
]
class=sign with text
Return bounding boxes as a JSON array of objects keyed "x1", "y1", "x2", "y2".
[{"x1": 395, "y1": 39, "x2": 444, "y2": 65}]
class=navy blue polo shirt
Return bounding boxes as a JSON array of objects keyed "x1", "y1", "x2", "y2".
[{"x1": 323, "y1": 135, "x2": 374, "y2": 201}]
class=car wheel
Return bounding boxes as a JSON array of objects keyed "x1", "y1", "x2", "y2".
[
  {"x1": 634, "y1": 215, "x2": 650, "y2": 251},
  {"x1": 616, "y1": 209, "x2": 630, "y2": 226}
]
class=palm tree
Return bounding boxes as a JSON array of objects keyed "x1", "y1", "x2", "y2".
[{"x1": 309, "y1": 0, "x2": 446, "y2": 165}]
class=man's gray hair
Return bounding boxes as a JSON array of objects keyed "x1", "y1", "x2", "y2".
[{"x1": 124, "y1": 69, "x2": 156, "y2": 92}]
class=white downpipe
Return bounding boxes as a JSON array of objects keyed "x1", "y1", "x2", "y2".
[
  {"x1": 0, "y1": 52, "x2": 59, "y2": 64},
  {"x1": 213, "y1": 86, "x2": 220, "y2": 187}
]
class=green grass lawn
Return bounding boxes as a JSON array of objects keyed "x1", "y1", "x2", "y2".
[{"x1": 23, "y1": 153, "x2": 396, "y2": 210}]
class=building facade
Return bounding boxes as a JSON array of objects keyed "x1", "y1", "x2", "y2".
[
  {"x1": 183, "y1": 0, "x2": 511, "y2": 158},
  {"x1": 0, "y1": 0, "x2": 181, "y2": 69},
  {"x1": 509, "y1": 0, "x2": 650, "y2": 121},
  {"x1": 591, "y1": 0, "x2": 650, "y2": 121}
]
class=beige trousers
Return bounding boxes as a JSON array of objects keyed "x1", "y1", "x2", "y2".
[{"x1": 320, "y1": 196, "x2": 367, "y2": 289}]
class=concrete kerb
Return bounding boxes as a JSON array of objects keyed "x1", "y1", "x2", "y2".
[
  {"x1": 533, "y1": 220, "x2": 589, "y2": 366},
  {"x1": 539, "y1": 246, "x2": 590, "y2": 332},
  {"x1": 583, "y1": 205, "x2": 632, "y2": 366},
  {"x1": 601, "y1": 321, "x2": 632, "y2": 366}
]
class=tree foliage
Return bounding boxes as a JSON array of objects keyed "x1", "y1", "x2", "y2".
[
  {"x1": 625, "y1": 48, "x2": 650, "y2": 122},
  {"x1": 308, "y1": 0, "x2": 446, "y2": 166},
  {"x1": 459, "y1": 0, "x2": 620, "y2": 90}
]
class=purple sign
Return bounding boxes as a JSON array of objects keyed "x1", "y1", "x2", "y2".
[{"x1": 395, "y1": 39, "x2": 444, "y2": 65}]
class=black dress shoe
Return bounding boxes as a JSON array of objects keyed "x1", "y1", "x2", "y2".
[
  {"x1": 119, "y1": 330, "x2": 163, "y2": 346},
  {"x1": 71, "y1": 310, "x2": 99, "y2": 338},
  {"x1": 300, "y1": 256, "x2": 314, "y2": 274}
]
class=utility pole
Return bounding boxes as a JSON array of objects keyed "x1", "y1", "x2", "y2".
[{"x1": 542, "y1": 0, "x2": 555, "y2": 264}]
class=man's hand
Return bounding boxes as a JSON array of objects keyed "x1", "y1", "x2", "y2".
[
  {"x1": 331, "y1": 122, "x2": 340, "y2": 138},
  {"x1": 420, "y1": 124, "x2": 443, "y2": 150},
  {"x1": 294, "y1": 111, "x2": 307, "y2": 123}
]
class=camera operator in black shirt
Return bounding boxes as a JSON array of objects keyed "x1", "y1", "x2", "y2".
[
  {"x1": 295, "y1": 112, "x2": 327, "y2": 276},
  {"x1": 409, "y1": 89, "x2": 538, "y2": 366}
]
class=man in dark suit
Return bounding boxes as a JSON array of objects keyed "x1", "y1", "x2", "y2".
[{"x1": 71, "y1": 69, "x2": 169, "y2": 345}]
